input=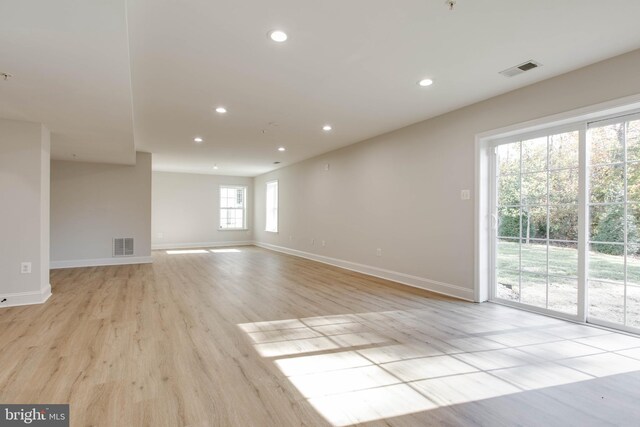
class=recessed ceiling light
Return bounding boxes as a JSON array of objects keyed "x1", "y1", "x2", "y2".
[
  {"x1": 268, "y1": 30, "x2": 288, "y2": 42},
  {"x1": 418, "y1": 78, "x2": 434, "y2": 87},
  {"x1": 213, "y1": 164, "x2": 219, "y2": 170},
  {"x1": 194, "y1": 137, "x2": 203, "y2": 143},
  {"x1": 278, "y1": 147, "x2": 286, "y2": 152},
  {"x1": 215, "y1": 107, "x2": 227, "y2": 114},
  {"x1": 323, "y1": 125, "x2": 332, "y2": 131}
]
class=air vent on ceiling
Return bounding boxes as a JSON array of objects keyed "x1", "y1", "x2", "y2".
[
  {"x1": 499, "y1": 60, "x2": 542, "y2": 78},
  {"x1": 113, "y1": 238, "x2": 134, "y2": 257}
]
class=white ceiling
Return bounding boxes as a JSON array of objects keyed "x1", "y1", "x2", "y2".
[
  {"x1": 2, "y1": 1, "x2": 640, "y2": 175},
  {"x1": 0, "y1": 0, "x2": 135, "y2": 165}
]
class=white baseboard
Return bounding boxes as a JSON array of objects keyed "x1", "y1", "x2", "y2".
[
  {"x1": 152, "y1": 241, "x2": 254, "y2": 250},
  {"x1": 254, "y1": 242, "x2": 475, "y2": 302},
  {"x1": 0, "y1": 283, "x2": 51, "y2": 309},
  {"x1": 50, "y1": 256, "x2": 153, "y2": 270}
]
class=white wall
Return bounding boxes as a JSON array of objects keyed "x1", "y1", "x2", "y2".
[
  {"x1": 50, "y1": 152, "x2": 152, "y2": 267},
  {"x1": 254, "y1": 48, "x2": 640, "y2": 301},
  {"x1": 152, "y1": 172, "x2": 253, "y2": 249},
  {"x1": 0, "y1": 118, "x2": 51, "y2": 307}
]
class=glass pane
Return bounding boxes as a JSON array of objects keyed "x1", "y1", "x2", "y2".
[
  {"x1": 627, "y1": 285, "x2": 640, "y2": 328},
  {"x1": 521, "y1": 172, "x2": 548, "y2": 205},
  {"x1": 549, "y1": 243, "x2": 578, "y2": 277},
  {"x1": 628, "y1": 162, "x2": 640, "y2": 203},
  {"x1": 220, "y1": 210, "x2": 227, "y2": 228},
  {"x1": 497, "y1": 142, "x2": 520, "y2": 175},
  {"x1": 589, "y1": 123, "x2": 625, "y2": 165},
  {"x1": 589, "y1": 243, "x2": 625, "y2": 283},
  {"x1": 549, "y1": 169, "x2": 578, "y2": 204},
  {"x1": 549, "y1": 205, "x2": 578, "y2": 241},
  {"x1": 521, "y1": 206, "x2": 547, "y2": 240},
  {"x1": 589, "y1": 164, "x2": 624, "y2": 203},
  {"x1": 496, "y1": 269, "x2": 519, "y2": 301},
  {"x1": 589, "y1": 281, "x2": 624, "y2": 324},
  {"x1": 522, "y1": 137, "x2": 547, "y2": 173},
  {"x1": 498, "y1": 174, "x2": 520, "y2": 206},
  {"x1": 628, "y1": 206, "x2": 640, "y2": 245},
  {"x1": 521, "y1": 241, "x2": 547, "y2": 274},
  {"x1": 497, "y1": 239, "x2": 519, "y2": 272},
  {"x1": 549, "y1": 131, "x2": 579, "y2": 169},
  {"x1": 628, "y1": 250, "x2": 640, "y2": 285},
  {"x1": 590, "y1": 204, "x2": 625, "y2": 243},
  {"x1": 498, "y1": 207, "x2": 520, "y2": 238},
  {"x1": 548, "y1": 276, "x2": 578, "y2": 315},
  {"x1": 520, "y1": 273, "x2": 547, "y2": 308},
  {"x1": 628, "y1": 204, "x2": 640, "y2": 244},
  {"x1": 628, "y1": 120, "x2": 640, "y2": 162}
]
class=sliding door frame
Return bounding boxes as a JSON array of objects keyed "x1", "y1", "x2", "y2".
[
  {"x1": 475, "y1": 94, "x2": 640, "y2": 332},
  {"x1": 488, "y1": 123, "x2": 583, "y2": 322}
]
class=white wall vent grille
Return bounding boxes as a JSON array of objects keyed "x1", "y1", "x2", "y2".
[
  {"x1": 113, "y1": 238, "x2": 134, "y2": 257},
  {"x1": 499, "y1": 60, "x2": 542, "y2": 77}
]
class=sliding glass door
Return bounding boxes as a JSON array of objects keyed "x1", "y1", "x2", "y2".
[
  {"x1": 588, "y1": 117, "x2": 640, "y2": 330},
  {"x1": 491, "y1": 112, "x2": 640, "y2": 333}
]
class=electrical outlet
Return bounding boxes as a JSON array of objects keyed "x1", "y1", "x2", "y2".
[
  {"x1": 322, "y1": 240, "x2": 326, "y2": 247},
  {"x1": 157, "y1": 232, "x2": 164, "y2": 239},
  {"x1": 289, "y1": 235, "x2": 293, "y2": 241},
  {"x1": 311, "y1": 238, "x2": 315, "y2": 245},
  {"x1": 324, "y1": 163, "x2": 330, "y2": 171},
  {"x1": 21, "y1": 262, "x2": 32, "y2": 274},
  {"x1": 461, "y1": 189, "x2": 471, "y2": 200},
  {"x1": 376, "y1": 248, "x2": 382, "y2": 257}
]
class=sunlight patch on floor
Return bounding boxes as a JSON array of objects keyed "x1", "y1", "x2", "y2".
[
  {"x1": 308, "y1": 384, "x2": 436, "y2": 426},
  {"x1": 166, "y1": 249, "x2": 209, "y2": 254},
  {"x1": 238, "y1": 309, "x2": 640, "y2": 426}
]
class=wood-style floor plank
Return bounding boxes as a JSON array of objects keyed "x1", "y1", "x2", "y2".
[{"x1": 2, "y1": 246, "x2": 640, "y2": 426}]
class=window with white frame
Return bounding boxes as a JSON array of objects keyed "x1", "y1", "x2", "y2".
[
  {"x1": 219, "y1": 186, "x2": 247, "y2": 230},
  {"x1": 266, "y1": 180, "x2": 278, "y2": 232}
]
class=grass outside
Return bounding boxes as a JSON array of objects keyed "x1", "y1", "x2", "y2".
[{"x1": 496, "y1": 241, "x2": 640, "y2": 328}]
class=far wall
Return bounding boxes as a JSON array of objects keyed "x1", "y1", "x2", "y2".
[
  {"x1": 50, "y1": 152, "x2": 152, "y2": 267},
  {"x1": 152, "y1": 172, "x2": 253, "y2": 249}
]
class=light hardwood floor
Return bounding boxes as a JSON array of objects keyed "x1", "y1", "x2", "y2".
[{"x1": 2, "y1": 246, "x2": 640, "y2": 426}]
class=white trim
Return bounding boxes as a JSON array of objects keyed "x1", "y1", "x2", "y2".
[
  {"x1": 492, "y1": 298, "x2": 581, "y2": 322},
  {"x1": 50, "y1": 256, "x2": 153, "y2": 269},
  {"x1": 255, "y1": 242, "x2": 474, "y2": 302},
  {"x1": 0, "y1": 284, "x2": 51, "y2": 308},
  {"x1": 152, "y1": 241, "x2": 254, "y2": 250},
  {"x1": 588, "y1": 317, "x2": 640, "y2": 336},
  {"x1": 475, "y1": 93, "x2": 640, "y2": 142}
]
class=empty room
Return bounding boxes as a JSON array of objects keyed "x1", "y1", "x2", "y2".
[{"x1": 3, "y1": 0, "x2": 640, "y2": 426}]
